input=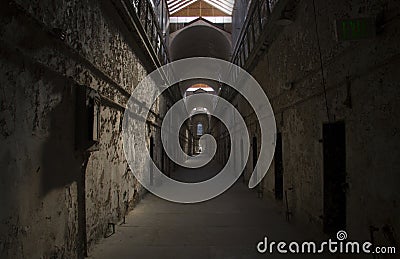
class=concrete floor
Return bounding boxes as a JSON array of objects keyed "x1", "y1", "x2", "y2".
[{"x1": 89, "y1": 161, "x2": 334, "y2": 259}]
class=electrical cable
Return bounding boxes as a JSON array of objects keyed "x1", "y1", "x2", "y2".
[{"x1": 312, "y1": 0, "x2": 331, "y2": 122}]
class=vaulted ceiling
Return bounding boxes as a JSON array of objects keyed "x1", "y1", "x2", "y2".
[{"x1": 167, "y1": 0, "x2": 234, "y2": 15}]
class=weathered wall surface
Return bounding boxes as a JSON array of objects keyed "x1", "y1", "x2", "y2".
[
  {"x1": 0, "y1": 0, "x2": 167, "y2": 258},
  {"x1": 241, "y1": 0, "x2": 400, "y2": 245}
]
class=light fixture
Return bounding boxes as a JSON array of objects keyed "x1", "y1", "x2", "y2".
[
  {"x1": 275, "y1": 11, "x2": 294, "y2": 26},
  {"x1": 281, "y1": 82, "x2": 294, "y2": 90}
]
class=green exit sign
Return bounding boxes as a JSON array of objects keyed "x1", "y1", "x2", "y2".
[{"x1": 336, "y1": 18, "x2": 376, "y2": 41}]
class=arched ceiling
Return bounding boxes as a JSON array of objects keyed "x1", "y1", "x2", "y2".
[
  {"x1": 169, "y1": 19, "x2": 231, "y2": 61},
  {"x1": 185, "y1": 93, "x2": 217, "y2": 112}
]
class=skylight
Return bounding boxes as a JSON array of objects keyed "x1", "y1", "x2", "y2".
[
  {"x1": 186, "y1": 84, "x2": 215, "y2": 92},
  {"x1": 167, "y1": 0, "x2": 234, "y2": 15}
]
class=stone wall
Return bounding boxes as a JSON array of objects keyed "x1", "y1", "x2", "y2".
[
  {"x1": 0, "y1": 0, "x2": 167, "y2": 257},
  {"x1": 233, "y1": 0, "x2": 399, "y2": 245}
]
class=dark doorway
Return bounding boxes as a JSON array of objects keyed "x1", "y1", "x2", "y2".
[
  {"x1": 161, "y1": 149, "x2": 165, "y2": 176},
  {"x1": 252, "y1": 136, "x2": 258, "y2": 170},
  {"x1": 323, "y1": 121, "x2": 347, "y2": 234},
  {"x1": 150, "y1": 136, "x2": 154, "y2": 186},
  {"x1": 241, "y1": 138, "x2": 245, "y2": 183},
  {"x1": 253, "y1": 136, "x2": 263, "y2": 197},
  {"x1": 240, "y1": 139, "x2": 244, "y2": 168},
  {"x1": 274, "y1": 133, "x2": 283, "y2": 200}
]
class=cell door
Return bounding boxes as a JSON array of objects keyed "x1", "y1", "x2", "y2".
[
  {"x1": 150, "y1": 136, "x2": 154, "y2": 186},
  {"x1": 274, "y1": 133, "x2": 283, "y2": 200},
  {"x1": 323, "y1": 122, "x2": 347, "y2": 234},
  {"x1": 253, "y1": 137, "x2": 258, "y2": 170}
]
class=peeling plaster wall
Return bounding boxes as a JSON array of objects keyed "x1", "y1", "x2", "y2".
[
  {"x1": 243, "y1": 0, "x2": 399, "y2": 244},
  {"x1": 0, "y1": 0, "x2": 166, "y2": 258}
]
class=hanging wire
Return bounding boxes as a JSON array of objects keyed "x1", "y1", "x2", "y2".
[{"x1": 312, "y1": 0, "x2": 331, "y2": 122}]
